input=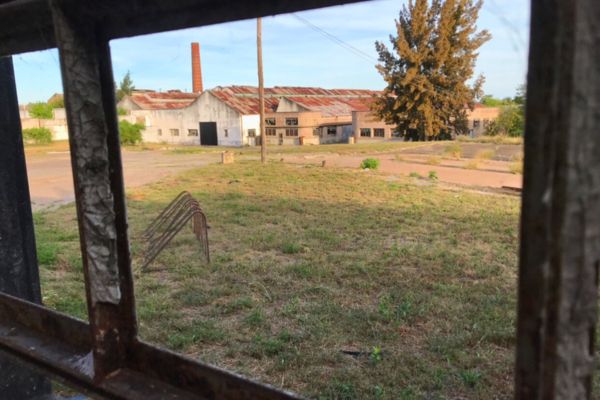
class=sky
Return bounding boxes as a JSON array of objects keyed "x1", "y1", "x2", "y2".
[{"x1": 12, "y1": 0, "x2": 530, "y2": 104}]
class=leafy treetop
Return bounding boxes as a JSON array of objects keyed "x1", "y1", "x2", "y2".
[{"x1": 374, "y1": 0, "x2": 490, "y2": 140}]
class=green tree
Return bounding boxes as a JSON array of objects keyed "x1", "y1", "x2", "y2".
[
  {"x1": 28, "y1": 102, "x2": 54, "y2": 119},
  {"x1": 484, "y1": 84, "x2": 526, "y2": 137},
  {"x1": 48, "y1": 97, "x2": 64, "y2": 109},
  {"x1": 22, "y1": 127, "x2": 52, "y2": 144},
  {"x1": 116, "y1": 71, "x2": 135, "y2": 101},
  {"x1": 374, "y1": 0, "x2": 490, "y2": 140},
  {"x1": 119, "y1": 120, "x2": 144, "y2": 145}
]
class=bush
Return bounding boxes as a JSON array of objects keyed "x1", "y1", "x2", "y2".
[
  {"x1": 28, "y1": 102, "x2": 54, "y2": 119},
  {"x1": 119, "y1": 120, "x2": 144, "y2": 145},
  {"x1": 360, "y1": 158, "x2": 380, "y2": 170},
  {"x1": 22, "y1": 127, "x2": 52, "y2": 144}
]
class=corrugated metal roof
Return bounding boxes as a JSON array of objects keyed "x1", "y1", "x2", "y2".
[
  {"x1": 211, "y1": 86, "x2": 379, "y2": 116},
  {"x1": 126, "y1": 86, "x2": 381, "y2": 115},
  {"x1": 129, "y1": 90, "x2": 199, "y2": 110},
  {"x1": 210, "y1": 87, "x2": 279, "y2": 114}
]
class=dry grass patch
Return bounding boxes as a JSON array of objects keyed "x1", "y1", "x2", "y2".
[{"x1": 36, "y1": 160, "x2": 523, "y2": 399}]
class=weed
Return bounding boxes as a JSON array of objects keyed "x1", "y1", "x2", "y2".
[
  {"x1": 37, "y1": 242, "x2": 59, "y2": 266},
  {"x1": 360, "y1": 158, "x2": 380, "y2": 170},
  {"x1": 465, "y1": 160, "x2": 479, "y2": 170},
  {"x1": 428, "y1": 171, "x2": 438, "y2": 181},
  {"x1": 444, "y1": 143, "x2": 463, "y2": 159},
  {"x1": 427, "y1": 156, "x2": 441, "y2": 165},
  {"x1": 475, "y1": 149, "x2": 496, "y2": 160},
  {"x1": 408, "y1": 171, "x2": 422, "y2": 179},
  {"x1": 321, "y1": 382, "x2": 357, "y2": 400},
  {"x1": 244, "y1": 308, "x2": 266, "y2": 328},
  {"x1": 456, "y1": 135, "x2": 522, "y2": 145},
  {"x1": 459, "y1": 369, "x2": 482, "y2": 388},
  {"x1": 370, "y1": 346, "x2": 383, "y2": 364},
  {"x1": 281, "y1": 242, "x2": 302, "y2": 254},
  {"x1": 510, "y1": 161, "x2": 523, "y2": 174}
]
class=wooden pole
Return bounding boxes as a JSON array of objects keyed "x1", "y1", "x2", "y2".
[{"x1": 257, "y1": 17, "x2": 266, "y2": 163}]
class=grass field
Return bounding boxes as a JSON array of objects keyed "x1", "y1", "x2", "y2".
[{"x1": 35, "y1": 160, "x2": 522, "y2": 399}]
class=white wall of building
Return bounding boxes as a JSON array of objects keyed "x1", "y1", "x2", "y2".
[
  {"x1": 196, "y1": 92, "x2": 243, "y2": 147},
  {"x1": 241, "y1": 114, "x2": 260, "y2": 146},
  {"x1": 276, "y1": 98, "x2": 308, "y2": 113},
  {"x1": 122, "y1": 92, "x2": 246, "y2": 146}
]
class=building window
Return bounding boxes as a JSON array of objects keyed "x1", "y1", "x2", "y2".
[
  {"x1": 247, "y1": 129, "x2": 256, "y2": 137},
  {"x1": 374, "y1": 128, "x2": 385, "y2": 137},
  {"x1": 266, "y1": 128, "x2": 276, "y2": 136},
  {"x1": 224, "y1": 129, "x2": 228, "y2": 137},
  {"x1": 157, "y1": 129, "x2": 162, "y2": 136},
  {"x1": 483, "y1": 119, "x2": 490, "y2": 128},
  {"x1": 360, "y1": 128, "x2": 371, "y2": 137},
  {"x1": 188, "y1": 129, "x2": 198, "y2": 136},
  {"x1": 170, "y1": 129, "x2": 179, "y2": 136},
  {"x1": 327, "y1": 126, "x2": 337, "y2": 136},
  {"x1": 265, "y1": 118, "x2": 276, "y2": 126},
  {"x1": 473, "y1": 120, "x2": 481, "y2": 128},
  {"x1": 285, "y1": 118, "x2": 298, "y2": 136}
]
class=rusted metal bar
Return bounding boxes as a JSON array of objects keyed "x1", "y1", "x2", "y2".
[
  {"x1": 515, "y1": 1, "x2": 600, "y2": 398},
  {"x1": 0, "y1": 292, "x2": 302, "y2": 399},
  {"x1": 0, "y1": 0, "x2": 370, "y2": 57},
  {"x1": 50, "y1": 0, "x2": 137, "y2": 380},
  {"x1": 0, "y1": 56, "x2": 41, "y2": 304},
  {"x1": 0, "y1": 55, "x2": 52, "y2": 400}
]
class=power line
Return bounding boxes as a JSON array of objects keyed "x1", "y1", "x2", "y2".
[{"x1": 291, "y1": 13, "x2": 378, "y2": 64}]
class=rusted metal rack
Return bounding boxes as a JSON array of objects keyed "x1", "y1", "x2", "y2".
[
  {"x1": 0, "y1": 0, "x2": 368, "y2": 398},
  {"x1": 142, "y1": 191, "x2": 210, "y2": 269}
]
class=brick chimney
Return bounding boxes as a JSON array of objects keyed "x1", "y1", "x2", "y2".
[{"x1": 191, "y1": 42, "x2": 203, "y2": 93}]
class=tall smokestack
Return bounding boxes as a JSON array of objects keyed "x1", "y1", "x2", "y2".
[{"x1": 191, "y1": 42, "x2": 203, "y2": 93}]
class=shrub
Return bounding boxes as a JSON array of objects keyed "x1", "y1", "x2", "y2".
[
  {"x1": 444, "y1": 143, "x2": 462, "y2": 159},
  {"x1": 28, "y1": 102, "x2": 54, "y2": 119},
  {"x1": 119, "y1": 120, "x2": 144, "y2": 145},
  {"x1": 22, "y1": 127, "x2": 52, "y2": 144},
  {"x1": 117, "y1": 107, "x2": 128, "y2": 116},
  {"x1": 360, "y1": 158, "x2": 380, "y2": 170}
]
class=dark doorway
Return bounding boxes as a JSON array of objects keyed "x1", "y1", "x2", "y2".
[{"x1": 199, "y1": 122, "x2": 218, "y2": 146}]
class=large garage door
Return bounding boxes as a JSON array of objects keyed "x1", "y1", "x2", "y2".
[{"x1": 199, "y1": 122, "x2": 218, "y2": 146}]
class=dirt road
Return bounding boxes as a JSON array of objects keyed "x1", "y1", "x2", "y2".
[
  {"x1": 26, "y1": 142, "x2": 522, "y2": 210},
  {"x1": 26, "y1": 150, "x2": 220, "y2": 210}
]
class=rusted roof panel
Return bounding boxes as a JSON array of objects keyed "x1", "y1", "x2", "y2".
[
  {"x1": 127, "y1": 86, "x2": 380, "y2": 115},
  {"x1": 210, "y1": 87, "x2": 279, "y2": 114},
  {"x1": 129, "y1": 91, "x2": 199, "y2": 110},
  {"x1": 210, "y1": 86, "x2": 380, "y2": 116}
]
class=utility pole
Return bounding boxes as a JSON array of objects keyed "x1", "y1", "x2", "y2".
[{"x1": 257, "y1": 17, "x2": 266, "y2": 163}]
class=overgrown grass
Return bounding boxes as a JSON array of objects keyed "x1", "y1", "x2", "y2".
[
  {"x1": 36, "y1": 160, "x2": 522, "y2": 399},
  {"x1": 456, "y1": 135, "x2": 523, "y2": 145}
]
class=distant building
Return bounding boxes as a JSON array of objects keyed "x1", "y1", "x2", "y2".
[
  {"x1": 115, "y1": 42, "x2": 502, "y2": 146},
  {"x1": 352, "y1": 104, "x2": 501, "y2": 141},
  {"x1": 466, "y1": 105, "x2": 501, "y2": 137},
  {"x1": 118, "y1": 85, "x2": 379, "y2": 146}
]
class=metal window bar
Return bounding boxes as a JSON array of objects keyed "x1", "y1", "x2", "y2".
[{"x1": 0, "y1": 0, "x2": 599, "y2": 399}]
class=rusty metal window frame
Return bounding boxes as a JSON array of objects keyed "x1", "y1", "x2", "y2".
[
  {"x1": 3, "y1": 1, "x2": 599, "y2": 399},
  {"x1": 0, "y1": 0, "x2": 367, "y2": 398}
]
